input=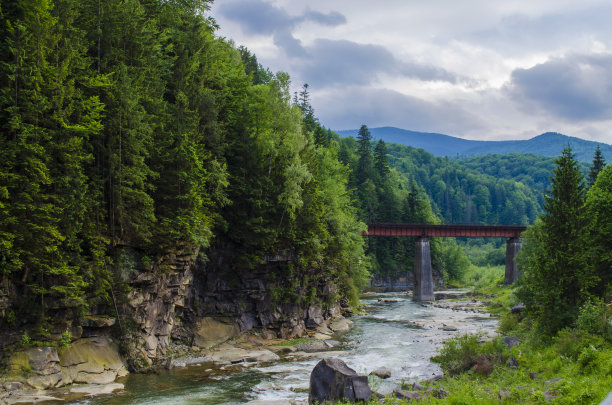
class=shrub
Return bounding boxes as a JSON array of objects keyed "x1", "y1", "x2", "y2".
[
  {"x1": 576, "y1": 298, "x2": 608, "y2": 337},
  {"x1": 431, "y1": 334, "x2": 507, "y2": 376}
]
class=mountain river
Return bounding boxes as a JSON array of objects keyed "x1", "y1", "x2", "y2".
[{"x1": 73, "y1": 292, "x2": 497, "y2": 405}]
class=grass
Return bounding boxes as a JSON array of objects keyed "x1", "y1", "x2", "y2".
[{"x1": 272, "y1": 337, "x2": 312, "y2": 346}]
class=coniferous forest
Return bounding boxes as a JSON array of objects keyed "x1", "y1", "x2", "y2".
[{"x1": 0, "y1": 0, "x2": 368, "y2": 330}]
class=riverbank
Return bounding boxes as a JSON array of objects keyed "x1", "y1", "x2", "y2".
[{"x1": 1, "y1": 291, "x2": 499, "y2": 404}]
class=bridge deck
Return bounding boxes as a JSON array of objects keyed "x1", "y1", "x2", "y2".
[{"x1": 364, "y1": 223, "x2": 526, "y2": 238}]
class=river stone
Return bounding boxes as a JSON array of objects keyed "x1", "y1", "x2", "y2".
[
  {"x1": 70, "y1": 382, "x2": 124, "y2": 396},
  {"x1": 193, "y1": 317, "x2": 239, "y2": 348},
  {"x1": 308, "y1": 358, "x2": 372, "y2": 404},
  {"x1": 369, "y1": 367, "x2": 391, "y2": 379},
  {"x1": 209, "y1": 348, "x2": 279, "y2": 365}
]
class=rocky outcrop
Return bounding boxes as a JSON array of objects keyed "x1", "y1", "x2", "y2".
[
  {"x1": 5, "y1": 337, "x2": 127, "y2": 390},
  {"x1": 309, "y1": 358, "x2": 373, "y2": 404}
]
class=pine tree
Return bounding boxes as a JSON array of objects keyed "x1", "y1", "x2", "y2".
[
  {"x1": 587, "y1": 145, "x2": 606, "y2": 187},
  {"x1": 373, "y1": 139, "x2": 390, "y2": 178}
]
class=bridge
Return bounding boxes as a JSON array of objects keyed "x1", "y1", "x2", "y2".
[{"x1": 363, "y1": 223, "x2": 527, "y2": 301}]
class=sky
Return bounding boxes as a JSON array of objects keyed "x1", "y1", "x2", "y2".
[{"x1": 210, "y1": 0, "x2": 612, "y2": 143}]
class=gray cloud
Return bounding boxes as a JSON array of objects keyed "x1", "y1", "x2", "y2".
[
  {"x1": 295, "y1": 39, "x2": 460, "y2": 87},
  {"x1": 508, "y1": 53, "x2": 612, "y2": 121},
  {"x1": 216, "y1": 0, "x2": 345, "y2": 57},
  {"x1": 314, "y1": 86, "x2": 484, "y2": 135}
]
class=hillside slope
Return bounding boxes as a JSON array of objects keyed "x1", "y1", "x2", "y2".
[{"x1": 337, "y1": 127, "x2": 612, "y2": 162}]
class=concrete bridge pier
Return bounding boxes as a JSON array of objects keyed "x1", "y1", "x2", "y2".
[
  {"x1": 413, "y1": 237, "x2": 434, "y2": 301},
  {"x1": 504, "y1": 237, "x2": 522, "y2": 284}
]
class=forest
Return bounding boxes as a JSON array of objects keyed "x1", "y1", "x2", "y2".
[{"x1": 0, "y1": 0, "x2": 368, "y2": 332}]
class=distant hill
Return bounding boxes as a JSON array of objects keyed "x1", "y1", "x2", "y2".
[{"x1": 336, "y1": 127, "x2": 612, "y2": 162}]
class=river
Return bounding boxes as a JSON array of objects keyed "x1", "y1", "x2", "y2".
[{"x1": 73, "y1": 292, "x2": 497, "y2": 405}]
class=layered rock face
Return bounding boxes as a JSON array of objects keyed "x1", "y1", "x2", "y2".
[
  {"x1": 6, "y1": 337, "x2": 128, "y2": 389},
  {"x1": 121, "y1": 241, "x2": 344, "y2": 368}
]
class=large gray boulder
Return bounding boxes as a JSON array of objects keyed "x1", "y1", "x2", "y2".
[{"x1": 308, "y1": 358, "x2": 372, "y2": 404}]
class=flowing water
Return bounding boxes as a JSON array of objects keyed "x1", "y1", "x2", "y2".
[{"x1": 73, "y1": 292, "x2": 496, "y2": 405}]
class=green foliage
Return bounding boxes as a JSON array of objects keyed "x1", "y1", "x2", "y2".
[
  {"x1": 576, "y1": 299, "x2": 609, "y2": 337},
  {"x1": 516, "y1": 147, "x2": 589, "y2": 336},
  {"x1": 587, "y1": 145, "x2": 606, "y2": 187},
  {"x1": 431, "y1": 334, "x2": 507, "y2": 376},
  {"x1": 0, "y1": 0, "x2": 369, "y2": 331}
]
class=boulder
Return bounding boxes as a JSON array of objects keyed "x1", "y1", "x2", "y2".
[
  {"x1": 392, "y1": 389, "x2": 425, "y2": 400},
  {"x1": 369, "y1": 367, "x2": 391, "y2": 379},
  {"x1": 328, "y1": 317, "x2": 353, "y2": 333},
  {"x1": 503, "y1": 336, "x2": 520, "y2": 348},
  {"x1": 308, "y1": 358, "x2": 372, "y2": 404},
  {"x1": 208, "y1": 347, "x2": 279, "y2": 365},
  {"x1": 59, "y1": 337, "x2": 128, "y2": 385},
  {"x1": 7, "y1": 347, "x2": 63, "y2": 389},
  {"x1": 193, "y1": 317, "x2": 239, "y2": 349},
  {"x1": 472, "y1": 354, "x2": 494, "y2": 376},
  {"x1": 306, "y1": 306, "x2": 324, "y2": 329}
]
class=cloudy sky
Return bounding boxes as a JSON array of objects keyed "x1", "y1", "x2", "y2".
[{"x1": 210, "y1": 0, "x2": 612, "y2": 143}]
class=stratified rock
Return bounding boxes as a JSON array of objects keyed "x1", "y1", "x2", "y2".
[
  {"x1": 309, "y1": 358, "x2": 372, "y2": 404},
  {"x1": 80, "y1": 316, "x2": 116, "y2": 328},
  {"x1": 7, "y1": 347, "x2": 63, "y2": 389},
  {"x1": 472, "y1": 354, "x2": 494, "y2": 376},
  {"x1": 208, "y1": 347, "x2": 279, "y2": 365},
  {"x1": 59, "y1": 337, "x2": 128, "y2": 385},
  {"x1": 369, "y1": 367, "x2": 391, "y2": 379},
  {"x1": 193, "y1": 317, "x2": 239, "y2": 349}
]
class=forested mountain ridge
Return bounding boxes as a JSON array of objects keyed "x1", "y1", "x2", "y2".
[{"x1": 337, "y1": 126, "x2": 612, "y2": 162}]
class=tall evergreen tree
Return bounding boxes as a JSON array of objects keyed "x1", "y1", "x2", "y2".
[
  {"x1": 587, "y1": 145, "x2": 606, "y2": 187},
  {"x1": 517, "y1": 146, "x2": 587, "y2": 335},
  {"x1": 356, "y1": 124, "x2": 373, "y2": 185}
]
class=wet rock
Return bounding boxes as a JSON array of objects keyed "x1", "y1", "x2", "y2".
[
  {"x1": 369, "y1": 367, "x2": 391, "y2": 379},
  {"x1": 472, "y1": 354, "x2": 494, "y2": 376},
  {"x1": 309, "y1": 358, "x2": 372, "y2": 404},
  {"x1": 208, "y1": 347, "x2": 279, "y2": 365},
  {"x1": 69, "y1": 382, "x2": 124, "y2": 397},
  {"x1": 441, "y1": 326, "x2": 457, "y2": 331},
  {"x1": 503, "y1": 336, "x2": 520, "y2": 348},
  {"x1": 422, "y1": 375, "x2": 445, "y2": 383}
]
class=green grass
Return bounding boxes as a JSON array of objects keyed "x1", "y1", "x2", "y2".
[{"x1": 272, "y1": 337, "x2": 312, "y2": 346}]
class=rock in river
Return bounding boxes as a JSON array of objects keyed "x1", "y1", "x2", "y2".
[{"x1": 309, "y1": 358, "x2": 372, "y2": 404}]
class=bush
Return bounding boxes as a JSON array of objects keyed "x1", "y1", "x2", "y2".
[
  {"x1": 576, "y1": 298, "x2": 608, "y2": 337},
  {"x1": 431, "y1": 334, "x2": 507, "y2": 376}
]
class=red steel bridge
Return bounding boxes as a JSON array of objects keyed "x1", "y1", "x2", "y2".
[{"x1": 363, "y1": 223, "x2": 527, "y2": 301}]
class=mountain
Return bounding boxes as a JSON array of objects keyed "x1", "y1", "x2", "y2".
[{"x1": 336, "y1": 127, "x2": 612, "y2": 162}]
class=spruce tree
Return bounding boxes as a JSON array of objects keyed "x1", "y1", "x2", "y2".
[
  {"x1": 587, "y1": 145, "x2": 606, "y2": 187},
  {"x1": 516, "y1": 146, "x2": 587, "y2": 335}
]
